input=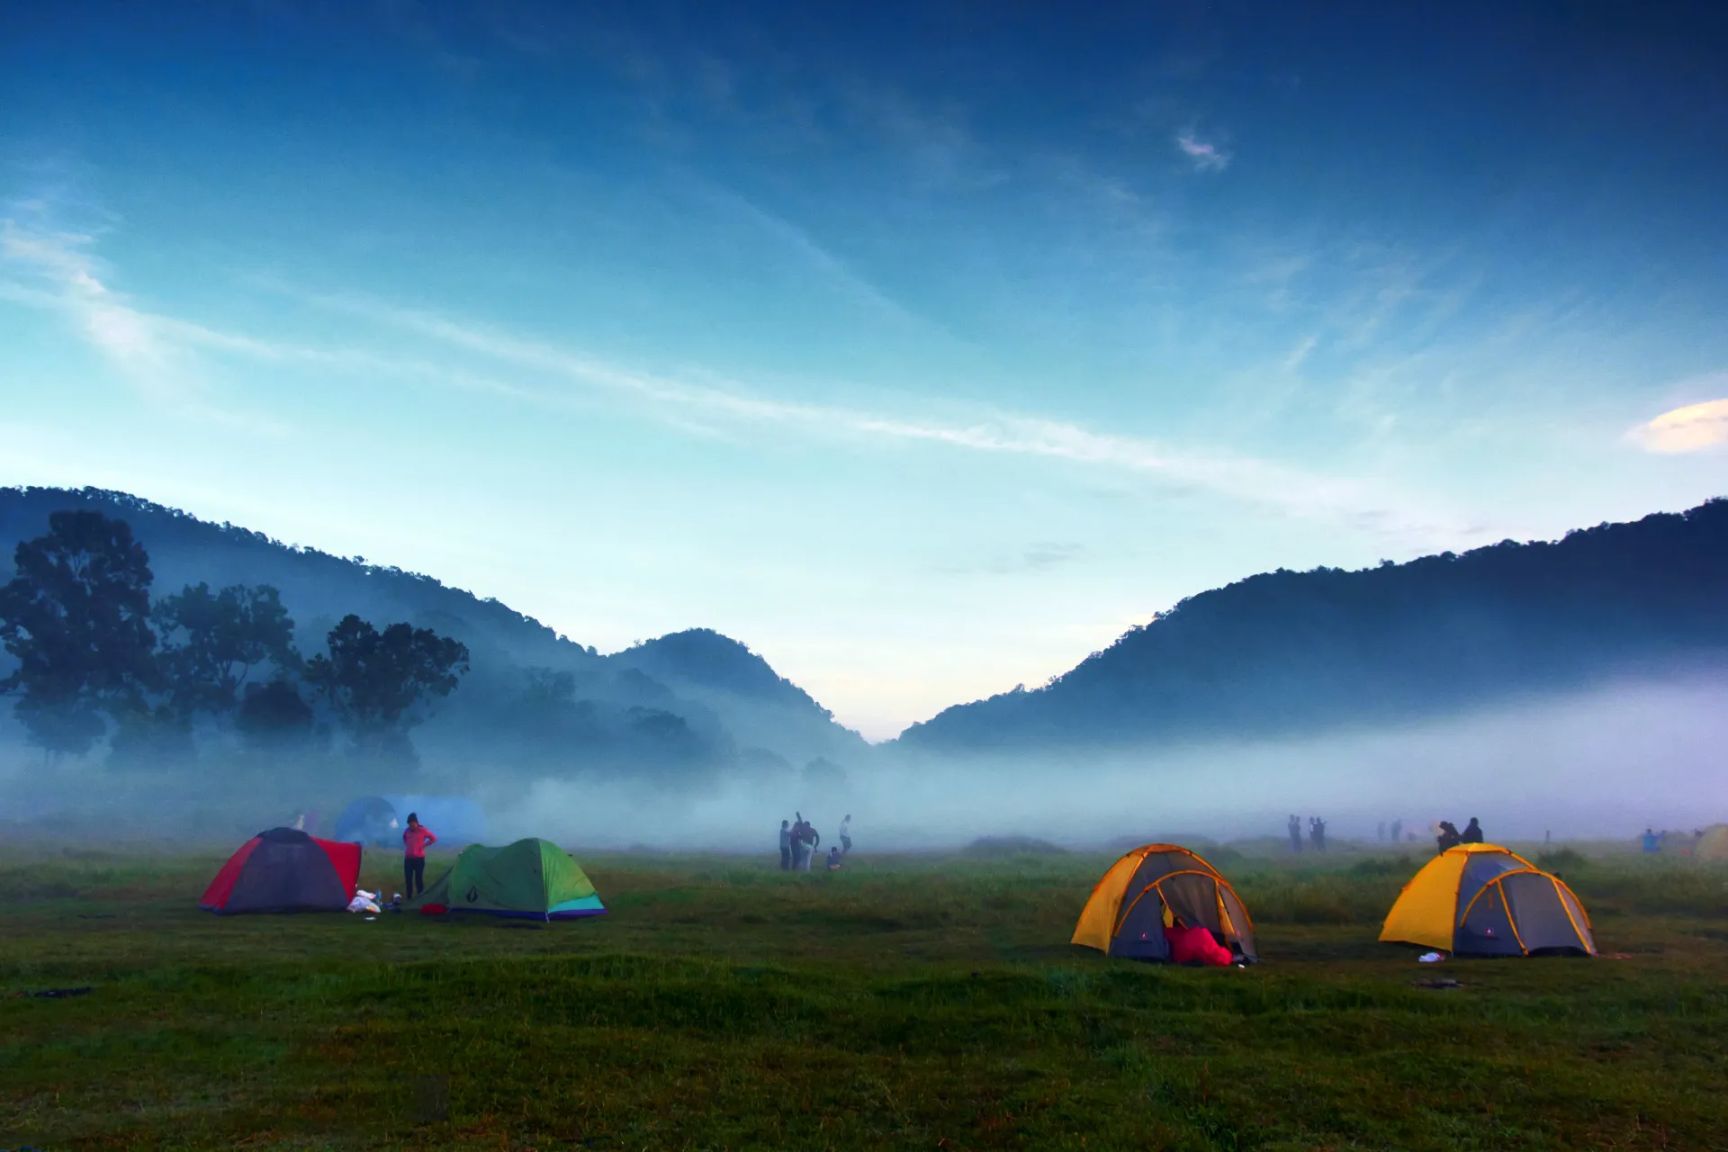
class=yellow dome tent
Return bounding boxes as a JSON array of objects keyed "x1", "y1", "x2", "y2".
[
  {"x1": 1072, "y1": 843, "x2": 1257, "y2": 963},
  {"x1": 1693, "y1": 825, "x2": 1728, "y2": 860},
  {"x1": 1380, "y1": 844, "x2": 1595, "y2": 957}
]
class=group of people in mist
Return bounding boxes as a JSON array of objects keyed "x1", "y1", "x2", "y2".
[
  {"x1": 778, "y1": 812, "x2": 852, "y2": 872},
  {"x1": 1286, "y1": 815, "x2": 1331, "y2": 853},
  {"x1": 1287, "y1": 814, "x2": 1485, "y2": 855}
]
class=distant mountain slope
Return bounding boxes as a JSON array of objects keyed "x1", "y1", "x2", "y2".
[
  {"x1": 614, "y1": 629, "x2": 870, "y2": 761},
  {"x1": 0, "y1": 487, "x2": 864, "y2": 773},
  {"x1": 897, "y1": 499, "x2": 1728, "y2": 752}
]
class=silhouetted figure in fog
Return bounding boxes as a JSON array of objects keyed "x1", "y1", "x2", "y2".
[
  {"x1": 826, "y1": 846, "x2": 843, "y2": 871},
  {"x1": 1436, "y1": 821, "x2": 1462, "y2": 855},
  {"x1": 1287, "y1": 815, "x2": 1303, "y2": 854},
  {"x1": 790, "y1": 813, "x2": 820, "y2": 872},
  {"x1": 779, "y1": 820, "x2": 792, "y2": 871},
  {"x1": 1641, "y1": 827, "x2": 1659, "y2": 854},
  {"x1": 1310, "y1": 817, "x2": 1327, "y2": 853},
  {"x1": 1390, "y1": 819, "x2": 1403, "y2": 844},
  {"x1": 1461, "y1": 817, "x2": 1484, "y2": 844},
  {"x1": 840, "y1": 813, "x2": 853, "y2": 855}
]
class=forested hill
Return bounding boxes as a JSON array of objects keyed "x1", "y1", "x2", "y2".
[
  {"x1": 0, "y1": 487, "x2": 865, "y2": 780},
  {"x1": 898, "y1": 498, "x2": 1728, "y2": 753}
]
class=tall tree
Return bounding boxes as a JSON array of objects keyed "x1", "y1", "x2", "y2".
[
  {"x1": 155, "y1": 582, "x2": 298, "y2": 720},
  {"x1": 305, "y1": 614, "x2": 469, "y2": 763},
  {"x1": 0, "y1": 511, "x2": 157, "y2": 757},
  {"x1": 236, "y1": 678, "x2": 319, "y2": 754}
]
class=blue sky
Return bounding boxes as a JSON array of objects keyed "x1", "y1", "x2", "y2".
[{"x1": 3, "y1": 1, "x2": 1727, "y2": 738}]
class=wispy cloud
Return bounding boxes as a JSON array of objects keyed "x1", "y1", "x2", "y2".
[
  {"x1": 1283, "y1": 334, "x2": 1320, "y2": 372},
  {"x1": 1, "y1": 204, "x2": 1466, "y2": 547},
  {"x1": 1175, "y1": 130, "x2": 1230, "y2": 172},
  {"x1": 935, "y1": 541, "x2": 1086, "y2": 577},
  {"x1": 0, "y1": 206, "x2": 287, "y2": 436},
  {"x1": 689, "y1": 181, "x2": 930, "y2": 331},
  {"x1": 289, "y1": 287, "x2": 1464, "y2": 544},
  {"x1": 1629, "y1": 394, "x2": 1728, "y2": 455}
]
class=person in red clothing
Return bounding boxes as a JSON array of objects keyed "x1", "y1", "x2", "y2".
[
  {"x1": 402, "y1": 812, "x2": 437, "y2": 898},
  {"x1": 1163, "y1": 917, "x2": 1234, "y2": 967}
]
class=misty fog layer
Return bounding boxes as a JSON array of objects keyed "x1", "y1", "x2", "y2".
[
  {"x1": 4, "y1": 673, "x2": 1723, "y2": 852},
  {"x1": 478, "y1": 674, "x2": 1727, "y2": 852}
]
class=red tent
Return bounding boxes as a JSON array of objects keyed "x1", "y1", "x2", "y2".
[{"x1": 200, "y1": 827, "x2": 362, "y2": 915}]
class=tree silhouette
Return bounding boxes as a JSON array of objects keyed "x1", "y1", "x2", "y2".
[
  {"x1": 155, "y1": 583, "x2": 298, "y2": 720},
  {"x1": 0, "y1": 511, "x2": 157, "y2": 758},
  {"x1": 236, "y1": 678, "x2": 318, "y2": 753},
  {"x1": 305, "y1": 614, "x2": 469, "y2": 763}
]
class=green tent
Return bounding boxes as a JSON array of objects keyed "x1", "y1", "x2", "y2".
[{"x1": 409, "y1": 838, "x2": 606, "y2": 921}]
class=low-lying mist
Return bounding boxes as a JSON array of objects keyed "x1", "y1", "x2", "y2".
[
  {"x1": 485, "y1": 674, "x2": 1727, "y2": 853},
  {"x1": 2, "y1": 674, "x2": 1723, "y2": 853}
]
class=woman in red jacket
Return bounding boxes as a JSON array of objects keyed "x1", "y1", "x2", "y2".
[{"x1": 402, "y1": 812, "x2": 437, "y2": 898}]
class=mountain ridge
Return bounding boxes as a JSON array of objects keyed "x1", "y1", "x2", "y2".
[
  {"x1": 0, "y1": 486, "x2": 865, "y2": 775},
  {"x1": 897, "y1": 497, "x2": 1728, "y2": 752}
]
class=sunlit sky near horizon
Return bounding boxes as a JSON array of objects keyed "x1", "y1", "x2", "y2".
[{"x1": 3, "y1": 1, "x2": 1727, "y2": 739}]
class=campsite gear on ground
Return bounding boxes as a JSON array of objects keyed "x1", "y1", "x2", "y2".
[
  {"x1": 1380, "y1": 844, "x2": 1595, "y2": 957},
  {"x1": 1072, "y1": 843, "x2": 1258, "y2": 964},
  {"x1": 347, "y1": 888, "x2": 382, "y2": 914},
  {"x1": 200, "y1": 827, "x2": 361, "y2": 915},
  {"x1": 1417, "y1": 952, "x2": 1446, "y2": 963},
  {"x1": 408, "y1": 838, "x2": 606, "y2": 921}
]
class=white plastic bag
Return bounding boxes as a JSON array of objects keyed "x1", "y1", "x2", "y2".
[{"x1": 1417, "y1": 951, "x2": 1446, "y2": 963}]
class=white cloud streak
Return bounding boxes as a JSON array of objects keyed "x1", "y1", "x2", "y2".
[
  {"x1": 1175, "y1": 130, "x2": 1230, "y2": 172},
  {"x1": 292, "y1": 288, "x2": 1458, "y2": 541},
  {"x1": 0, "y1": 212, "x2": 287, "y2": 437},
  {"x1": 0, "y1": 206, "x2": 1464, "y2": 548}
]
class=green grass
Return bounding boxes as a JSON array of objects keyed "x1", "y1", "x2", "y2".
[{"x1": 2, "y1": 845, "x2": 1725, "y2": 1150}]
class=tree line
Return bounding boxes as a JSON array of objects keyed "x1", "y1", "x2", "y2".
[{"x1": 0, "y1": 510, "x2": 470, "y2": 772}]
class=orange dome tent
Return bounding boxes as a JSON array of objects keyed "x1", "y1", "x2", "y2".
[
  {"x1": 1380, "y1": 844, "x2": 1594, "y2": 957},
  {"x1": 1072, "y1": 843, "x2": 1256, "y2": 963}
]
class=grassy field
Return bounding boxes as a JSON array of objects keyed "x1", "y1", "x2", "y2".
[{"x1": 1, "y1": 841, "x2": 1725, "y2": 1151}]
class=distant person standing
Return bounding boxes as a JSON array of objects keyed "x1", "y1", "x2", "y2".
[
  {"x1": 1461, "y1": 817, "x2": 1484, "y2": 845},
  {"x1": 1312, "y1": 817, "x2": 1327, "y2": 854},
  {"x1": 1641, "y1": 827, "x2": 1659, "y2": 854},
  {"x1": 840, "y1": 814, "x2": 853, "y2": 855},
  {"x1": 1436, "y1": 821, "x2": 1462, "y2": 855},
  {"x1": 800, "y1": 821, "x2": 821, "y2": 872},
  {"x1": 1287, "y1": 815, "x2": 1303, "y2": 854},
  {"x1": 402, "y1": 812, "x2": 437, "y2": 898},
  {"x1": 779, "y1": 820, "x2": 792, "y2": 871},
  {"x1": 1390, "y1": 819, "x2": 1403, "y2": 844}
]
